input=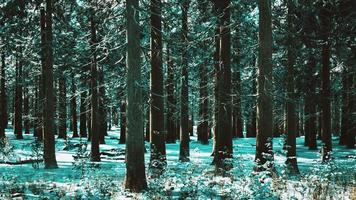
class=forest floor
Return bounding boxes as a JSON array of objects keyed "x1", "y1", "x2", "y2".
[{"x1": 0, "y1": 127, "x2": 355, "y2": 200}]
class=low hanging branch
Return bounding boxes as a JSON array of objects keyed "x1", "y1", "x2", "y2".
[{"x1": 0, "y1": 159, "x2": 43, "y2": 165}]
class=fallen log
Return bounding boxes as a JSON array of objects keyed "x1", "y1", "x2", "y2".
[{"x1": 0, "y1": 159, "x2": 43, "y2": 165}]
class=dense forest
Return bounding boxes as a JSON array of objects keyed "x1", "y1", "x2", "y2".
[{"x1": 0, "y1": 0, "x2": 355, "y2": 199}]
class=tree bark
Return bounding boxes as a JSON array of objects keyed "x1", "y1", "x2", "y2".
[
  {"x1": 58, "y1": 75, "x2": 67, "y2": 139},
  {"x1": 285, "y1": 0, "x2": 299, "y2": 174},
  {"x1": 14, "y1": 56, "x2": 23, "y2": 139},
  {"x1": 79, "y1": 90, "x2": 87, "y2": 137},
  {"x1": 255, "y1": 0, "x2": 274, "y2": 170},
  {"x1": 71, "y1": 78, "x2": 78, "y2": 138},
  {"x1": 166, "y1": 41, "x2": 176, "y2": 143},
  {"x1": 119, "y1": 101, "x2": 126, "y2": 144},
  {"x1": 124, "y1": 0, "x2": 147, "y2": 191},
  {"x1": 0, "y1": 52, "x2": 6, "y2": 138},
  {"x1": 43, "y1": 0, "x2": 58, "y2": 169},
  {"x1": 150, "y1": 0, "x2": 166, "y2": 165},
  {"x1": 179, "y1": 0, "x2": 190, "y2": 162},
  {"x1": 90, "y1": 11, "x2": 100, "y2": 162}
]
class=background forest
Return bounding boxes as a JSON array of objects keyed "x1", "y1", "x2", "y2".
[{"x1": 0, "y1": 0, "x2": 355, "y2": 199}]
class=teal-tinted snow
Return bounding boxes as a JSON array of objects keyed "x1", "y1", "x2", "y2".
[{"x1": 0, "y1": 127, "x2": 355, "y2": 199}]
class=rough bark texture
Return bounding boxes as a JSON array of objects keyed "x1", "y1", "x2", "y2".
[
  {"x1": 79, "y1": 90, "x2": 87, "y2": 137},
  {"x1": 255, "y1": 0, "x2": 274, "y2": 170},
  {"x1": 14, "y1": 57, "x2": 23, "y2": 139},
  {"x1": 119, "y1": 101, "x2": 126, "y2": 144},
  {"x1": 320, "y1": 7, "x2": 332, "y2": 162},
  {"x1": 71, "y1": 78, "x2": 78, "y2": 138},
  {"x1": 98, "y1": 66, "x2": 106, "y2": 144},
  {"x1": 305, "y1": 55, "x2": 317, "y2": 149},
  {"x1": 285, "y1": 0, "x2": 299, "y2": 174},
  {"x1": 166, "y1": 41, "x2": 176, "y2": 143},
  {"x1": 150, "y1": 0, "x2": 166, "y2": 165},
  {"x1": 0, "y1": 52, "x2": 6, "y2": 138},
  {"x1": 213, "y1": 0, "x2": 233, "y2": 167},
  {"x1": 24, "y1": 86, "x2": 30, "y2": 134},
  {"x1": 43, "y1": 0, "x2": 58, "y2": 169},
  {"x1": 196, "y1": 1, "x2": 209, "y2": 144},
  {"x1": 90, "y1": 12, "x2": 100, "y2": 162},
  {"x1": 124, "y1": 0, "x2": 148, "y2": 191},
  {"x1": 58, "y1": 75, "x2": 67, "y2": 139},
  {"x1": 179, "y1": 0, "x2": 190, "y2": 162}
]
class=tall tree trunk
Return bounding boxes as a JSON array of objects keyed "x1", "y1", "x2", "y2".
[
  {"x1": 24, "y1": 87, "x2": 30, "y2": 134},
  {"x1": 255, "y1": 0, "x2": 274, "y2": 171},
  {"x1": 285, "y1": 0, "x2": 299, "y2": 174},
  {"x1": 71, "y1": 78, "x2": 78, "y2": 138},
  {"x1": 14, "y1": 56, "x2": 23, "y2": 139},
  {"x1": 58, "y1": 75, "x2": 67, "y2": 139},
  {"x1": 124, "y1": 0, "x2": 147, "y2": 191},
  {"x1": 0, "y1": 52, "x2": 6, "y2": 138},
  {"x1": 345, "y1": 48, "x2": 355, "y2": 148},
  {"x1": 305, "y1": 55, "x2": 317, "y2": 149},
  {"x1": 213, "y1": 0, "x2": 232, "y2": 167},
  {"x1": 320, "y1": 8, "x2": 332, "y2": 162},
  {"x1": 79, "y1": 90, "x2": 87, "y2": 137},
  {"x1": 119, "y1": 101, "x2": 126, "y2": 144},
  {"x1": 90, "y1": 11, "x2": 100, "y2": 162},
  {"x1": 150, "y1": 0, "x2": 166, "y2": 166},
  {"x1": 179, "y1": 0, "x2": 190, "y2": 162},
  {"x1": 247, "y1": 64, "x2": 257, "y2": 138},
  {"x1": 98, "y1": 66, "x2": 106, "y2": 144},
  {"x1": 166, "y1": 41, "x2": 176, "y2": 143},
  {"x1": 43, "y1": 0, "x2": 58, "y2": 169},
  {"x1": 196, "y1": 1, "x2": 209, "y2": 144}
]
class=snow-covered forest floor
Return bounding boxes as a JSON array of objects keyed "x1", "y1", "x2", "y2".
[{"x1": 0, "y1": 127, "x2": 355, "y2": 200}]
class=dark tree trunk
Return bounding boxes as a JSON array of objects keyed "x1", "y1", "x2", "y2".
[
  {"x1": 71, "y1": 78, "x2": 78, "y2": 138},
  {"x1": 232, "y1": 67, "x2": 243, "y2": 138},
  {"x1": 340, "y1": 68, "x2": 349, "y2": 145},
  {"x1": 285, "y1": 0, "x2": 299, "y2": 174},
  {"x1": 247, "y1": 65, "x2": 257, "y2": 138},
  {"x1": 213, "y1": 0, "x2": 232, "y2": 168},
  {"x1": 124, "y1": 0, "x2": 147, "y2": 191},
  {"x1": 179, "y1": 0, "x2": 190, "y2": 162},
  {"x1": 0, "y1": 52, "x2": 6, "y2": 138},
  {"x1": 166, "y1": 41, "x2": 176, "y2": 143},
  {"x1": 14, "y1": 56, "x2": 23, "y2": 139},
  {"x1": 24, "y1": 87, "x2": 30, "y2": 134},
  {"x1": 43, "y1": 0, "x2": 58, "y2": 169},
  {"x1": 305, "y1": 56, "x2": 317, "y2": 149},
  {"x1": 119, "y1": 101, "x2": 126, "y2": 144},
  {"x1": 320, "y1": 8, "x2": 332, "y2": 162},
  {"x1": 79, "y1": 90, "x2": 87, "y2": 137},
  {"x1": 150, "y1": 0, "x2": 166, "y2": 166},
  {"x1": 98, "y1": 66, "x2": 106, "y2": 144},
  {"x1": 345, "y1": 49, "x2": 355, "y2": 149},
  {"x1": 255, "y1": 0, "x2": 274, "y2": 171},
  {"x1": 58, "y1": 75, "x2": 67, "y2": 139},
  {"x1": 90, "y1": 11, "x2": 100, "y2": 162}
]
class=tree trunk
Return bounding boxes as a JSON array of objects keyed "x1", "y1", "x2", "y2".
[
  {"x1": 24, "y1": 86, "x2": 30, "y2": 134},
  {"x1": 213, "y1": 0, "x2": 232, "y2": 168},
  {"x1": 150, "y1": 0, "x2": 166, "y2": 166},
  {"x1": 14, "y1": 56, "x2": 23, "y2": 139},
  {"x1": 285, "y1": 0, "x2": 299, "y2": 174},
  {"x1": 320, "y1": 8, "x2": 332, "y2": 162},
  {"x1": 305, "y1": 55, "x2": 317, "y2": 149},
  {"x1": 247, "y1": 64, "x2": 257, "y2": 138},
  {"x1": 58, "y1": 75, "x2": 67, "y2": 139},
  {"x1": 71, "y1": 78, "x2": 78, "y2": 138},
  {"x1": 43, "y1": 0, "x2": 58, "y2": 169},
  {"x1": 255, "y1": 0, "x2": 274, "y2": 171},
  {"x1": 98, "y1": 66, "x2": 106, "y2": 144},
  {"x1": 79, "y1": 90, "x2": 87, "y2": 137},
  {"x1": 0, "y1": 52, "x2": 6, "y2": 138},
  {"x1": 119, "y1": 101, "x2": 126, "y2": 144},
  {"x1": 90, "y1": 11, "x2": 100, "y2": 162},
  {"x1": 124, "y1": 0, "x2": 147, "y2": 191},
  {"x1": 166, "y1": 41, "x2": 176, "y2": 143},
  {"x1": 179, "y1": 0, "x2": 190, "y2": 162}
]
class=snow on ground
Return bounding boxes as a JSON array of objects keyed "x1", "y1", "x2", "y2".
[{"x1": 0, "y1": 127, "x2": 355, "y2": 199}]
